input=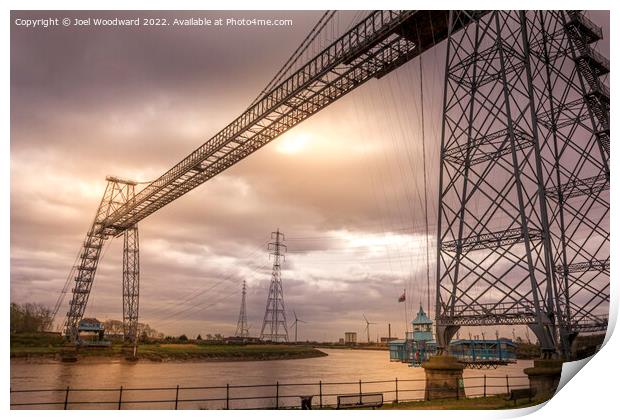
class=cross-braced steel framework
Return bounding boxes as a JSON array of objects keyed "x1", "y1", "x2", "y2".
[
  {"x1": 235, "y1": 280, "x2": 250, "y2": 338},
  {"x1": 64, "y1": 177, "x2": 139, "y2": 342},
  {"x1": 122, "y1": 226, "x2": 140, "y2": 345},
  {"x1": 435, "y1": 10, "x2": 609, "y2": 357},
  {"x1": 260, "y1": 230, "x2": 289, "y2": 342},
  {"x1": 525, "y1": 11, "x2": 609, "y2": 350}
]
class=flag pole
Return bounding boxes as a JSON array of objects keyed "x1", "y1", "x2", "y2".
[{"x1": 403, "y1": 289, "x2": 408, "y2": 339}]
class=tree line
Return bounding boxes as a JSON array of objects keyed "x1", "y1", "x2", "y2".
[
  {"x1": 10, "y1": 302, "x2": 165, "y2": 340},
  {"x1": 10, "y1": 302, "x2": 52, "y2": 334},
  {"x1": 11, "y1": 302, "x2": 218, "y2": 343}
]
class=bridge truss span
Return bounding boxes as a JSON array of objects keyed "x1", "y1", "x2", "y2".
[
  {"x1": 101, "y1": 11, "x2": 481, "y2": 234},
  {"x1": 62, "y1": 10, "x2": 483, "y2": 341}
]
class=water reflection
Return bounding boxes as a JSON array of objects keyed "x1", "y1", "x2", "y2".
[{"x1": 11, "y1": 348, "x2": 533, "y2": 409}]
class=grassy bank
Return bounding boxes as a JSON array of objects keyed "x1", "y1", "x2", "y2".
[
  {"x1": 136, "y1": 343, "x2": 328, "y2": 362},
  {"x1": 379, "y1": 395, "x2": 545, "y2": 410},
  {"x1": 10, "y1": 333, "x2": 328, "y2": 362}
]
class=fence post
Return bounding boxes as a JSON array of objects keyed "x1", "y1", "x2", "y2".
[
  {"x1": 506, "y1": 374, "x2": 510, "y2": 394},
  {"x1": 64, "y1": 386, "x2": 70, "y2": 410},
  {"x1": 359, "y1": 379, "x2": 362, "y2": 403},
  {"x1": 118, "y1": 386, "x2": 123, "y2": 410},
  {"x1": 455, "y1": 378, "x2": 459, "y2": 400},
  {"x1": 276, "y1": 381, "x2": 279, "y2": 409},
  {"x1": 395, "y1": 378, "x2": 399, "y2": 404},
  {"x1": 483, "y1": 375, "x2": 487, "y2": 398},
  {"x1": 319, "y1": 381, "x2": 323, "y2": 408},
  {"x1": 175, "y1": 385, "x2": 179, "y2": 410},
  {"x1": 226, "y1": 384, "x2": 230, "y2": 410}
]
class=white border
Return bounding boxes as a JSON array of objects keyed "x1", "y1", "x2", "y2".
[{"x1": 4, "y1": 2, "x2": 617, "y2": 419}]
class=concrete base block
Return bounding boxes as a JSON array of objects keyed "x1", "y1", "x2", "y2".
[
  {"x1": 422, "y1": 355, "x2": 464, "y2": 400},
  {"x1": 524, "y1": 359, "x2": 563, "y2": 399}
]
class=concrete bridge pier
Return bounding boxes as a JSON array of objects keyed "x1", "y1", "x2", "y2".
[
  {"x1": 524, "y1": 359, "x2": 564, "y2": 398},
  {"x1": 422, "y1": 355, "x2": 465, "y2": 400}
]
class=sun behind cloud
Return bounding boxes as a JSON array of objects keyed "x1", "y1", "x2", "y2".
[{"x1": 275, "y1": 131, "x2": 312, "y2": 155}]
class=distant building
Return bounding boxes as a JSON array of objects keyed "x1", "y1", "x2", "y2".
[
  {"x1": 79, "y1": 318, "x2": 104, "y2": 333},
  {"x1": 380, "y1": 336, "x2": 399, "y2": 344},
  {"x1": 338, "y1": 338, "x2": 345, "y2": 344},
  {"x1": 78, "y1": 318, "x2": 110, "y2": 347},
  {"x1": 225, "y1": 336, "x2": 262, "y2": 344},
  {"x1": 344, "y1": 332, "x2": 357, "y2": 345}
]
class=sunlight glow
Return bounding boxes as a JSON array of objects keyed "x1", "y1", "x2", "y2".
[{"x1": 275, "y1": 132, "x2": 312, "y2": 155}]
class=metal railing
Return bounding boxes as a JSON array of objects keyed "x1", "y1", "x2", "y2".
[{"x1": 11, "y1": 374, "x2": 530, "y2": 410}]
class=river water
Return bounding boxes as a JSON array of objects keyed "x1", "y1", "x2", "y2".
[{"x1": 11, "y1": 348, "x2": 533, "y2": 409}]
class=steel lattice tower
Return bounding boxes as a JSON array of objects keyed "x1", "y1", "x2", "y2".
[
  {"x1": 435, "y1": 11, "x2": 609, "y2": 357},
  {"x1": 122, "y1": 226, "x2": 140, "y2": 346},
  {"x1": 525, "y1": 11, "x2": 609, "y2": 353},
  {"x1": 260, "y1": 230, "x2": 289, "y2": 342},
  {"x1": 64, "y1": 176, "x2": 139, "y2": 342},
  {"x1": 235, "y1": 280, "x2": 250, "y2": 338}
]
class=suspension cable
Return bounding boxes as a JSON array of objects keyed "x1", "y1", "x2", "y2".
[
  {"x1": 248, "y1": 11, "x2": 336, "y2": 107},
  {"x1": 416, "y1": 22, "x2": 432, "y2": 318}
]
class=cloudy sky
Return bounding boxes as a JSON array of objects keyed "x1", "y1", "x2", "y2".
[{"x1": 10, "y1": 10, "x2": 609, "y2": 341}]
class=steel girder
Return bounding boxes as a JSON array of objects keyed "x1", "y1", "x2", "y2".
[{"x1": 95, "y1": 11, "x2": 481, "y2": 234}]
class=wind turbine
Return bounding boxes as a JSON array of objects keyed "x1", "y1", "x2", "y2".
[
  {"x1": 290, "y1": 311, "x2": 306, "y2": 343},
  {"x1": 363, "y1": 314, "x2": 376, "y2": 344}
]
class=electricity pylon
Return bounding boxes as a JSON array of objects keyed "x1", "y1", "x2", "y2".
[
  {"x1": 235, "y1": 280, "x2": 250, "y2": 338},
  {"x1": 259, "y1": 230, "x2": 289, "y2": 342}
]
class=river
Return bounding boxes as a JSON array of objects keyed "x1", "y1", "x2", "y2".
[{"x1": 11, "y1": 348, "x2": 533, "y2": 409}]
